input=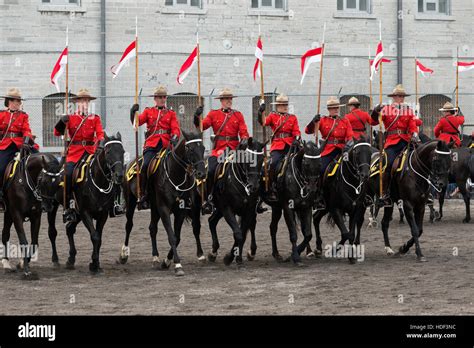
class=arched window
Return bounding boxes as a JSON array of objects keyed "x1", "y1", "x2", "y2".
[
  {"x1": 167, "y1": 92, "x2": 204, "y2": 132},
  {"x1": 339, "y1": 94, "x2": 371, "y2": 116},
  {"x1": 42, "y1": 93, "x2": 76, "y2": 148},
  {"x1": 419, "y1": 94, "x2": 452, "y2": 137},
  {"x1": 252, "y1": 92, "x2": 277, "y2": 142}
]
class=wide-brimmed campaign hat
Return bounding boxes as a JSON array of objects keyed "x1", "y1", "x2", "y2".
[
  {"x1": 214, "y1": 88, "x2": 237, "y2": 99},
  {"x1": 1, "y1": 87, "x2": 24, "y2": 100},
  {"x1": 148, "y1": 86, "x2": 168, "y2": 97},
  {"x1": 387, "y1": 84, "x2": 411, "y2": 97},
  {"x1": 271, "y1": 94, "x2": 289, "y2": 105},
  {"x1": 72, "y1": 88, "x2": 97, "y2": 100},
  {"x1": 347, "y1": 96, "x2": 361, "y2": 106},
  {"x1": 439, "y1": 102, "x2": 458, "y2": 112},
  {"x1": 326, "y1": 96, "x2": 345, "y2": 109}
]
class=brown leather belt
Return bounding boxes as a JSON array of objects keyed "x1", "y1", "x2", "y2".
[
  {"x1": 442, "y1": 132, "x2": 458, "y2": 135},
  {"x1": 326, "y1": 139, "x2": 344, "y2": 145},
  {"x1": 214, "y1": 135, "x2": 238, "y2": 141},
  {"x1": 352, "y1": 128, "x2": 365, "y2": 132},
  {"x1": 71, "y1": 140, "x2": 95, "y2": 146},
  {"x1": 387, "y1": 130, "x2": 408, "y2": 135},
  {"x1": 150, "y1": 130, "x2": 170, "y2": 135},
  {"x1": 0, "y1": 132, "x2": 23, "y2": 138},
  {"x1": 274, "y1": 132, "x2": 292, "y2": 139}
]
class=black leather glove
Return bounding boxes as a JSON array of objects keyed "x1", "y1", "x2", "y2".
[
  {"x1": 170, "y1": 134, "x2": 179, "y2": 147},
  {"x1": 240, "y1": 138, "x2": 248, "y2": 148},
  {"x1": 344, "y1": 139, "x2": 354, "y2": 153},
  {"x1": 312, "y1": 114, "x2": 321, "y2": 123},
  {"x1": 130, "y1": 104, "x2": 139, "y2": 124},
  {"x1": 194, "y1": 106, "x2": 204, "y2": 118},
  {"x1": 258, "y1": 103, "x2": 266, "y2": 115},
  {"x1": 371, "y1": 104, "x2": 383, "y2": 121}
]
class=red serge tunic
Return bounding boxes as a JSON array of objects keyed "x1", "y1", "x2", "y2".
[
  {"x1": 138, "y1": 107, "x2": 180, "y2": 149},
  {"x1": 202, "y1": 109, "x2": 249, "y2": 157},
  {"x1": 54, "y1": 114, "x2": 105, "y2": 163},
  {"x1": 305, "y1": 116, "x2": 354, "y2": 157},
  {"x1": 264, "y1": 112, "x2": 301, "y2": 151}
]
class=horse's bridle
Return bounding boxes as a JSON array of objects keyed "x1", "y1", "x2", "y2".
[
  {"x1": 409, "y1": 144, "x2": 451, "y2": 193},
  {"x1": 231, "y1": 147, "x2": 264, "y2": 197},
  {"x1": 291, "y1": 150, "x2": 321, "y2": 198},
  {"x1": 340, "y1": 142, "x2": 371, "y2": 195},
  {"x1": 164, "y1": 138, "x2": 204, "y2": 192},
  {"x1": 89, "y1": 140, "x2": 124, "y2": 194}
]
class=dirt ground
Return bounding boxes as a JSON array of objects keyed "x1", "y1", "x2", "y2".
[{"x1": 0, "y1": 200, "x2": 472, "y2": 315}]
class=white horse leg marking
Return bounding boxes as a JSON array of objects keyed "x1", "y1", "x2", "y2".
[
  {"x1": 152, "y1": 255, "x2": 161, "y2": 263},
  {"x1": 2, "y1": 258, "x2": 12, "y2": 270},
  {"x1": 385, "y1": 246, "x2": 395, "y2": 255},
  {"x1": 197, "y1": 255, "x2": 206, "y2": 261},
  {"x1": 175, "y1": 263, "x2": 182, "y2": 269},
  {"x1": 120, "y1": 245, "x2": 130, "y2": 258}
]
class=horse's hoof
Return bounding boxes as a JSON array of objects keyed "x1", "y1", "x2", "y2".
[
  {"x1": 174, "y1": 266, "x2": 185, "y2": 277},
  {"x1": 2, "y1": 258, "x2": 14, "y2": 271},
  {"x1": 294, "y1": 261, "x2": 305, "y2": 267},
  {"x1": 65, "y1": 260, "x2": 75, "y2": 270},
  {"x1": 223, "y1": 254, "x2": 234, "y2": 266},
  {"x1": 417, "y1": 256, "x2": 427, "y2": 262},
  {"x1": 462, "y1": 218, "x2": 470, "y2": 224},
  {"x1": 306, "y1": 251, "x2": 315, "y2": 258},
  {"x1": 384, "y1": 247, "x2": 395, "y2": 256},
  {"x1": 247, "y1": 250, "x2": 255, "y2": 261},
  {"x1": 160, "y1": 259, "x2": 171, "y2": 270},
  {"x1": 117, "y1": 256, "x2": 128, "y2": 265},
  {"x1": 21, "y1": 272, "x2": 39, "y2": 281},
  {"x1": 16, "y1": 261, "x2": 24, "y2": 271},
  {"x1": 397, "y1": 246, "x2": 407, "y2": 256},
  {"x1": 89, "y1": 263, "x2": 103, "y2": 274},
  {"x1": 52, "y1": 262, "x2": 61, "y2": 269},
  {"x1": 197, "y1": 255, "x2": 206, "y2": 262},
  {"x1": 272, "y1": 254, "x2": 284, "y2": 263},
  {"x1": 207, "y1": 252, "x2": 217, "y2": 263},
  {"x1": 348, "y1": 257, "x2": 357, "y2": 265}
]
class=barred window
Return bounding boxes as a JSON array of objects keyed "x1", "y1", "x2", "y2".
[
  {"x1": 252, "y1": 93, "x2": 277, "y2": 143},
  {"x1": 166, "y1": 93, "x2": 204, "y2": 133},
  {"x1": 42, "y1": 93, "x2": 76, "y2": 148},
  {"x1": 41, "y1": 0, "x2": 80, "y2": 5}
]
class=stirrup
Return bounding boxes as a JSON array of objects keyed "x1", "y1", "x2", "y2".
[
  {"x1": 256, "y1": 199, "x2": 268, "y2": 214},
  {"x1": 378, "y1": 195, "x2": 393, "y2": 208},
  {"x1": 202, "y1": 201, "x2": 214, "y2": 215},
  {"x1": 110, "y1": 202, "x2": 125, "y2": 217},
  {"x1": 63, "y1": 209, "x2": 78, "y2": 223}
]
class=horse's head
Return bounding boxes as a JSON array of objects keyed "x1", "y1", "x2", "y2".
[
  {"x1": 98, "y1": 132, "x2": 125, "y2": 185},
  {"x1": 179, "y1": 130, "x2": 206, "y2": 180},
  {"x1": 301, "y1": 141, "x2": 321, "y2": 188},
  {"x1": 347, "y1": 137, "x2": 372, "y2": 182},
  {"x1": 428, "y1": 140, "x2": 452, "y2": 191},
  {"x1": 242, "y1": 137, "x2": 266, "y2": 194},
  {"x1": 37, "y1": 155, "x2": 62, "y2": 212}
]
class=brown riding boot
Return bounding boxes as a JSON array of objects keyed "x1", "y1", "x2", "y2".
[{"x1": 201, "y1": 172, "x2": 215, "y2": 215}]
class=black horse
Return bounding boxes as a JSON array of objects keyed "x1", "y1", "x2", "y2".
[
  {"x1": 379, "y1": 140, "x2": 452, "y2": 261},
  {"x1": 207, "y1": 138, "x2": 266, "y2": 266},
  {"x1": 435, "y1": 145, "x2": 472, "y2": 223},
  {"x1": 132, "y1": 131, "x2": 206, "y2": 276},
  {"x1": 119, "y1": 131, "x2": 206, "y2": 274},
  {"x1": 1, "y1": 151, "x2": 60, "y2": 278},
  {"x1": 252, "y1": 141, "x2": 321, "y2": 265},
  {"x1": 43, "y1": 133, "x2": 125, "y2": 273},
  {"x1": 309, "y1": 138, "x2": 372, "y2": 263}
]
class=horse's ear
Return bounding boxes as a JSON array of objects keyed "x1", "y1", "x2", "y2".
[
  {"x1": 104, "y1": 132, "x2": 109, "y2": 141},
  {"x1": 447, "y1": 140, "x2": 455, "y2": 149},
  {"x1": 115, "y1": 132, "x2": 122, "y2": 141},
  {"x1": 42, "y1": 156, "x2": 47, "y2": 168},
  {"x1": 248, "y1": 137, "x2": 253, "y2": 147},
  {"x1": 181, "y1": 130, "x2": 189, "y2": 141}
]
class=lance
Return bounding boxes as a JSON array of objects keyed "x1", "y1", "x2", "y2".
[
  {"x1": 456, "y1": 46, "x2": 459, "y2": 109},
  {"x1": 314, "y1": 23, "x2": 326, "y2": 142},
  {"x1": 133, "y1": 16, "x2": 141, "y2": 203},
  {"x1": 378, "y1": 20, "x2": 384, "y2": 198},
  {"x1": 257, "y1": 15, "x2": 269, "y2": 191},
  {"x1": 196, "y1": 23, "x2": 205, "y2": 204},
  {"x1": 369, "y1": 45, "x2": 373, "y2": 145},
  {"x1": 62, "y1": 26, "x2": 69, "y2": 213}
]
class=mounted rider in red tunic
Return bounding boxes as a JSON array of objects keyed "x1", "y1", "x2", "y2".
[
  {"x1": 130, "y1": 86, "x2": 180, "y2": 210},
  {"x1": 343, "y1": 96, "x2": 377, "y2": 140},
  {"x1": 0, "y1": 88, "x2": 39, "y2": 211},
  {"x1": 370, "y1": 85, "x2": 419, "y2": 207},
  {"x1": 434, "y1": 102, "x2": 464, "y2": 148},
  {"x1": 258, "y1": 94, "x2": 301, "y2": 202},
  {"x1": 194, "y1": 88, "x2": 250, "y2": 215},
  {"x1": 54, "y1": 88, "x2": 105, "y2": 222}
]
